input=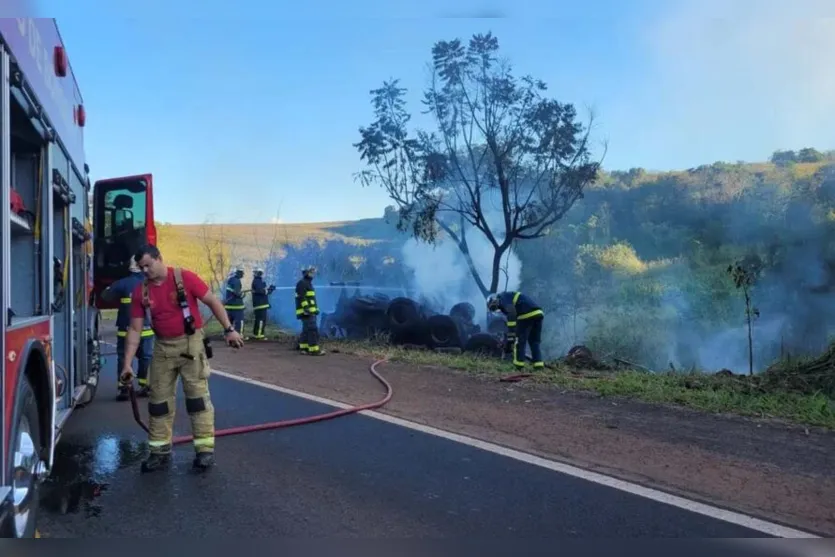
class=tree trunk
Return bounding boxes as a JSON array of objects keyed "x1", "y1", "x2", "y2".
[
  {"x1": 489, "y1": 245, "x2": 509, "y2": 294},
  {"x1": 437, "y1": 220, "x2": 490, "y2": 297},
  {"x1": 745, "y1": 289, "x2": 754, "y2": 376}
]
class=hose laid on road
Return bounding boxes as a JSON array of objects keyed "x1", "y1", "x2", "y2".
[
  {"x1": 499, "y1": 373, "x2": 532, "y2": 383},
  {"x1": 127, "y1": 358, "x2": 392, "y2": 446}
]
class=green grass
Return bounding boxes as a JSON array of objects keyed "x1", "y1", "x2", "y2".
[
  {"x1": 330, "y1": 338, "x2": 835, "y2": 429},
  {"x1": 110, "y1": 308, "x2": 835, "y2": 428},
  {"x1": 201, "y1": 317, "x2": 289, "y2": 340}
]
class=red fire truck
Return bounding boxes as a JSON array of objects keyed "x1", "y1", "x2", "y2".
[{"x1": 0, "y1": 18, "x2": 156, "y2": 537}]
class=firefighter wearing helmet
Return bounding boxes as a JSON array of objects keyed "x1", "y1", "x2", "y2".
[
  {"x1": 487, "y1": 290, "x2": 545, "y2": 370},
  {"x1": 295, "y1": 265, "x2": 324, "y2": 355},
  {"x1": 250, "y1": 267, "x2": 275, "y2": 340},
  {"x1": 224, "y1": 266, "x2": 246, "y2": 334}
]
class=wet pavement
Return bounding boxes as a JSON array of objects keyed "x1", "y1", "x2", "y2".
[{"x1": 36, "y1": 341, "x2": 776, "y2": 538}]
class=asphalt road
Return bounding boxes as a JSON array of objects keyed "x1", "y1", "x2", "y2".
[{"x1": 36, "y1": 345, "x2": 773, "y2": 538}]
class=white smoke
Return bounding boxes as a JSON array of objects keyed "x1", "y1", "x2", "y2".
[{"x1": 401, "y1": 210, "x2": 522, "y2": 325}]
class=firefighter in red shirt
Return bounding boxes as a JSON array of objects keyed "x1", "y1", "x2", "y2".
[{"x1": 120, "y1": 244, "x2": 244, "y2": 473}]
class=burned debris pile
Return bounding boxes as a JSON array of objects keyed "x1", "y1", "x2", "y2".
[
  {"x1": 317, "y1": 287, "x2": 509, "y2": 357},
  {"x1": 762, "y1": 342, "x2": 835, "y2": 397},
  {"x1": 562, "y1": 345, "x2": 613, "y2": 371}
]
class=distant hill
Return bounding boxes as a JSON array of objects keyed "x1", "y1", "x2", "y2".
[
  {"x1": 155, "y1": 217, "x2": 394, "y2": 287},
  {"x1": 157, "y1": 150, "x2": 835, "y2": 295},
  {"x1": 152, "y1": 146, "x2": 835, "y2": 371}
]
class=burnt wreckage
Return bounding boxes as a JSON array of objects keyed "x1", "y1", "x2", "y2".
[{"x1": 317, "y1": 282, "x2": 510, "y2": 358}]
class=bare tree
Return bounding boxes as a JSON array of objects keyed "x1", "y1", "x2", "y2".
[
  {"x1": 728, "y1": 257, "x2": 762, "y2": 376},
  {"x1": 200, "y1": 219, "x2": 237, "y2": 294},
  {"x1": 355, "y1": 32, "x2": 604, "y2": 296}
]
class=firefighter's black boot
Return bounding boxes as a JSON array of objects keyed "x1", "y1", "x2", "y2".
[
  {"x1": 193, "y1": 451, "x2": 215, "y2": 471},
  {"x1": 137, "y1": 385, "x2": 150, "y2": 398},
  {"x1": 140, "y1": 452, "x2": 171, "y2": 473},
  {"x1": 116, "y1": 386, "x2": 129, "y2": 401}
]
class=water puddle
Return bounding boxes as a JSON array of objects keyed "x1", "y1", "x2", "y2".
[{"x1": 40, "y1": 435, "x2": 145, "y2": 517}]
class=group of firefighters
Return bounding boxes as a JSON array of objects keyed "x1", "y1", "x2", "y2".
[{"x1": 103, "y1": 243, "x2": 544, "y2": 474}]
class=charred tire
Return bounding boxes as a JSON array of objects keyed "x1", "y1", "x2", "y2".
[
  {"x1": 350, "y1": 294, "x2": 391, "y2": 313},
  {"x1": 361, "y1": 310, "x2": 390, "y2": 337},
  {"x1": 390, "y1": 321, "x2": 429, "y2": 346},
  {"x1": 449, "y1": 302, "x2": 475, "y2": 323},
  {"x1": 427, "y1": 315, "x2": 465, "y2": 349},
  {"x1": 1, "y1": 375, "x2": 41, "y2": 538},
  {"x1": 387, "y1": 297, "x2": 422, "y2": 333},
  {"x1": 464, "y1": 332, "x2": 504, "y2": 358}
]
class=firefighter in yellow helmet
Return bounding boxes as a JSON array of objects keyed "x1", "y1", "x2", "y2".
[{"x1": 295, "y1": 265, "x2": 324, "y2": 355}]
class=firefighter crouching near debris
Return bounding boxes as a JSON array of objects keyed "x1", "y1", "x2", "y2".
[
  {"x1": 100, "y1": 258, "x2": 154, "y2": 401},
  {"x1": 487, "y1": 291, "x2": 545, "y2": 370},
  {"x1": 120, "y1": 244, "x2": 245, "y2": 473},
  {"x1": 295, "y1": 265, "x2": 324, "y2": 355},
  {"x1": 251, "y1": 267, "x2": 275, "y2": 340},
  {"x1": 224, "y1": 266, "x2": 246, "y2": 334}
]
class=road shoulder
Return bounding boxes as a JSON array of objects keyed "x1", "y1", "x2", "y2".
[{"x1": 210, "y1": 341, "x2": 835, "y2": 536}]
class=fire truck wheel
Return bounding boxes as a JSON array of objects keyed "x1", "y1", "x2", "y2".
[{"x1": 3, "y1": 375, "x2": 41, "y2": 538}]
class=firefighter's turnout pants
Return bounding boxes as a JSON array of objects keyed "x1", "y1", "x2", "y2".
[
  {"x1": 147, "y1": 329, "x2": 215, "y2": 455},
  {"x1": 514, "y1": 315, "x2": 544, "y2": 370},
  {"x1": 299, "y1": 315, "x2": 320, "y2": 354},
  {"x1": 117, "y1": 330, "x2": 154, "y2": 388},
  {"x1": 226, "y1": 308, "x2": 244, "y2": 334},
  {"x1": 252, "y1": 308, "x2": 268, "y2": 339}
]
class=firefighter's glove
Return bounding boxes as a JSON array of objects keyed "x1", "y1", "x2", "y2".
[{"x1": 267, "y1": 285, "x2": 276, "y2": 294}]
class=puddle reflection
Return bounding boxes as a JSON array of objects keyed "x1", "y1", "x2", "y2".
[{"x1": 40, "y1": 435, "x2": 145, "y2": 517}]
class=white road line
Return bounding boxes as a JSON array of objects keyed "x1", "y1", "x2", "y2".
[
  {"x1": 100, "y1": 342, "x2": 818, "y2": 538},
  {"x1": 209, "y1": 367, "x2": 820, "y2": 539}
]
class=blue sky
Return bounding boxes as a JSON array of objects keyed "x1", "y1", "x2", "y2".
[{"x1": 31, "y1": 0, "x2": 835, "y2": 224}]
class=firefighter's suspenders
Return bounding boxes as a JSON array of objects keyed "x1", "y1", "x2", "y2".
[{"x1": 142, "y1": 267, "x2": 196, "y2": 336}]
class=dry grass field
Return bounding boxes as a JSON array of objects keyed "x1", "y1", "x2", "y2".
[{"x1": 155, "y1": 218, "x2": 388, "y2": 284}]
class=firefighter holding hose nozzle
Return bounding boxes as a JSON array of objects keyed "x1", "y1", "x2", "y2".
[
  {"x1": 487, "y1": 291, "x2": 545, "y2": 370},
  {"x1": 295, "y1": 265, "x2": 324, "y2": 355},
  {"x1": 250, "y1": 267, "x2": 275, "y2": 340}
]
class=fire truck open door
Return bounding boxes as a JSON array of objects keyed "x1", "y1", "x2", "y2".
[{"x1": 91, "y1": 174, "x2": 156, "y2": 310}]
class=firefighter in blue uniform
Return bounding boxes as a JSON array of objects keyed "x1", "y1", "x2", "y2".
[
  {"x1": 250, "y1": 267, "x2": 275, "y2": 340},
  {"x1": 487, "y1": 291, "x2": 545, "y2": 370},
  {"x1": 224, "y1": 266, "x2": 246, "y2": 334},
  {"x1": 100, "y1": 258, "x2": 154, "y2": 400},
  {"x1": 295, "y1": 265, "x2": 324, "y2": 355}
]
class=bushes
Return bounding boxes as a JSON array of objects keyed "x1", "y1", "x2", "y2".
[{"x1": 583, "y1": 306, "x2": 671, "y2": 369}]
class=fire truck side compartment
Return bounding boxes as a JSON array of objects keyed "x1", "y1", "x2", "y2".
[
  {"x1": 5, "y1": 49, "x2": 57, "y2": 471},
  {"x1": 3, "y1": 30, "x2": 90, "y2": 484}
]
